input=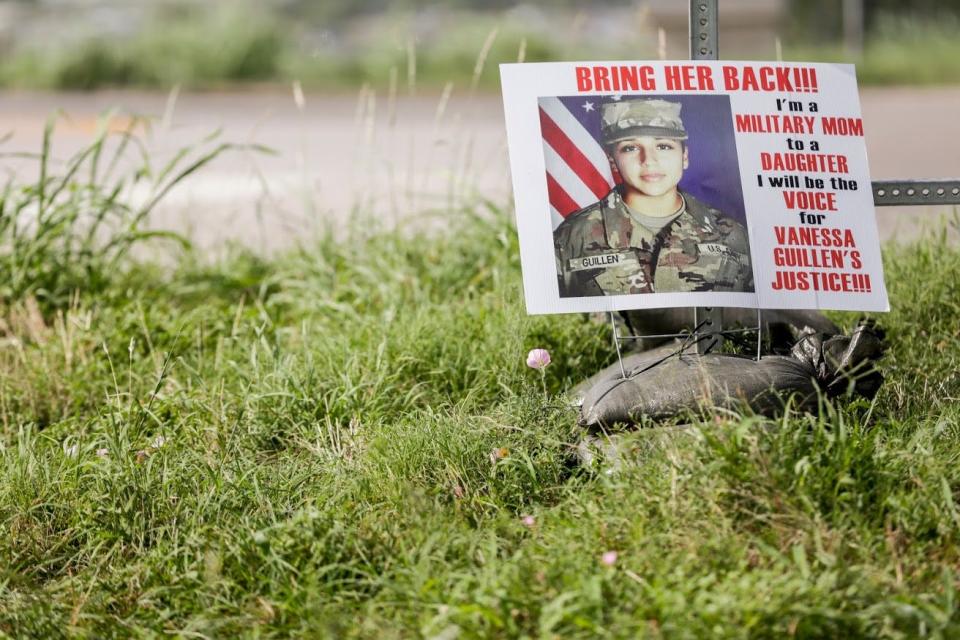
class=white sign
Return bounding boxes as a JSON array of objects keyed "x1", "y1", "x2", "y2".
[{"x1": 500, "y1": 60, "x2": 889, "y2": 314}]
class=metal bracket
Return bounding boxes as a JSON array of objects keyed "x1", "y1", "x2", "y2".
[
  {"x1": 693, "y1": 306, "x2": 722, "y2": 354},
  {"x1": 608, "y1": 308, "x2": 763, "y2": 378},
  {"x1": 872, "y1": 180, "x2": 960, "y2": 206}
]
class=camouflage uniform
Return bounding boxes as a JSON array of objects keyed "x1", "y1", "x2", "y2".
[{"x1": 554, "y1": 187, "x2": 753, "y2": 297}]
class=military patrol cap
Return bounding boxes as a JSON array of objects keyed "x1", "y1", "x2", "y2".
[{"x1": 600, "y1": 99, "x2": 688, "y2": 145}]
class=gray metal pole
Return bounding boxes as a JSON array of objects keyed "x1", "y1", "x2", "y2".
[
  {"x1": 690, "y1": 0, "x2": 723, "y2": 354},
  {"x1": 690, "y1": 0, "x2": 719, "y2": 61}
]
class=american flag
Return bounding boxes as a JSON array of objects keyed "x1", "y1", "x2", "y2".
[{"x1": 539, "y1": 96, "x2": 619, "y2": 230}]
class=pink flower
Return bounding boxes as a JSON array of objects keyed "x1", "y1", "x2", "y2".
[
  {"x1": 526, "y1": 348, "x2": 551, "y2": 370},
  {"x1": 601, "y1": 551, "x2": 618, "y2": 567},
  {"x1": 521, "y1": 515, "x2": 536, "y2": 527}
]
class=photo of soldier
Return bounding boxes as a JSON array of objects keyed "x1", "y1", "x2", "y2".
[{"x1": 553, "y1": 98, "x2": 754, "y2": 298}]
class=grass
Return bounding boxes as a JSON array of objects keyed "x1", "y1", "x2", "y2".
[{"x1": 1, "y1": 127, "x2": 960, "y2": 638}]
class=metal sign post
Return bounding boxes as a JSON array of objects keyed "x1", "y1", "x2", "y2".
[
  {"x1": 606, "y1": 0, "x2": 960, "y2": 378},
  {"x1": 690, "y1": 0, "x2": 725, "y2": 355}
]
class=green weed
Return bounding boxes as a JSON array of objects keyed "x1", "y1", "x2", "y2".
[{"x1": 0, "y1": 114, "x2": 263, "y2": 312}]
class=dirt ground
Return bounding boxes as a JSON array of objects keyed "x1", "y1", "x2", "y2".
[{"x1": 1, "y1": 86, "x2": 958, "y2": 251}]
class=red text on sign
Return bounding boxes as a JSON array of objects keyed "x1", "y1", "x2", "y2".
[
  {"x1": 782, "y1": 191, "x2": 837, "y2": 211},
  {"x1": 771, "y1": 271, "x2": 871, "y2": 292},
  {"x1": 574, "y1": 65, "x2": 656, "y2": 92},
  {"x1": 760, "y1": 152, "x2": 849, "y2": 174},
  {"x1": 664, "y1": 65, "x2": 715, "y2": 90},
  {"x1": 722, "y1": 65, "x2": 819, "y2": 92},
  {"x1": 774, "y1": 226, "x2": 855, "y2": 247}
]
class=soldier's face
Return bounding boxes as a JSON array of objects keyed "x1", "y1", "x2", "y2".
[{"x1": 609, "y1": 137, "x2": 688, "y2": 199}]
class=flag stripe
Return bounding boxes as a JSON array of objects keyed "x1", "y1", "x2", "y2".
[
  {"x1": 539, "y1": 97, "x2": 613, "y2": 183},
  {"x1": 545, "y1": 173, "x2": 579, "y2": 218},
  {"x1": 543, "y1": 142, "x2": 600, "y2": 211},
  {"x1": 539, "y1": 108, "x2": 610, "y2": 200},
  {"x1": 539, "y1": 96, "x2": 617, "y2": 226}
]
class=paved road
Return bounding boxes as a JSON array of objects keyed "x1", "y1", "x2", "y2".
[{"x1": 2, "y1": 87, "x2": 958, "y2": 251}]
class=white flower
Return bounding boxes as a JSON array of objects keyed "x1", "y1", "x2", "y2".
[{"x1": 151, "y1": 435, "x2": 166, "y2": 449}]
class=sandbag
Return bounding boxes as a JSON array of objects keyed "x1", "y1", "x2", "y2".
[
  {"x1": 578, "y1": 323, "x2": 884, "y2": 428},
  {"x1": 569, "y1": 340, "x2": 687, "y2": 406},
  {"x1": 619, "y1": 307, "x2": 840, "y2": 353}
]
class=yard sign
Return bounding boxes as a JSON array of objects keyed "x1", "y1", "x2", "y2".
[{"x1": 501, "y1": 60, "x2": 889, "y2": 315}]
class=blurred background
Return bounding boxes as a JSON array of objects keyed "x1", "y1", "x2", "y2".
[
  {"x1": 1, "y1": 0, "x2": 958, "y2": 250},
  {"x1": 1, "y1": 0, "x2": 959, "y2": 89}
]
